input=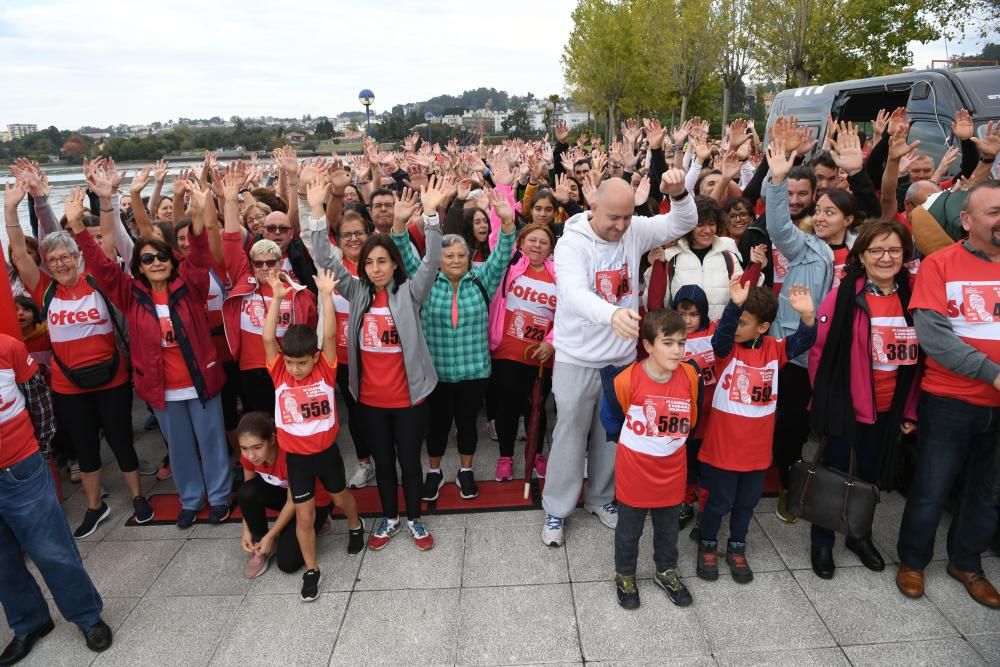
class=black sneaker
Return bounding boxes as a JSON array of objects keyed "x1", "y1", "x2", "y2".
[
  {"x1": 697, "y1": 539, "x2": 719, "y2": 581},
  {"x1": 727, "y1": 540, "x2": 754, "y2": 584},
  {"x1": 81, "y1": 619, "x2": 112, "y2": 653},
  {"x1": 347, "y1": 519, "x2": 366, "y2": 556},
  {"x1": 455, "y1": 469, "x2": 479, "y2": 499},
  {"x1": 132, "y1": 496, "x2": 154, "y2": 524},
  {"x1": 655, "y1": 568, "x2": 693, "y2": 607},
  {"x1": 301, "y1": 568, "x2": 322, "y2": 602},
  {"x1": 74, "y1": 502, "x2": 110, "y2": 539},
  {"x1": 177, "y1": 508, "x2": 199, "y2": 530},
  {"x1": 209, "y1": 504, "x2": 231, "y2": 524},
  {"x1": 615, "y1": 573, "x2": 640, "y2": 610},
  {"x1": 421, "y1": 470, "x2": 444, "y2": 501},
  {"x1": 678, "y1": 502, "x2": 695, "y2": 530}
]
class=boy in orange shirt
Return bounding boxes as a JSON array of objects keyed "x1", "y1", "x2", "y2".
[
  {"x1": 600, "y1": 309, "x2": 703, "y2": 609},
  {"x1": 264, "y1": 269, "x2": 364, "y2": 602}
]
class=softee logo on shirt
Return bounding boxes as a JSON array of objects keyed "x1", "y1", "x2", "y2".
[
  {"x1": 946, "y1": 283, "x2": 1000, "y2": 322},
  {"x1": 48, "y1": 307, "x2": 107, "y2": 326},
  {"x1": 508, "y1": 283, "x2": 557, "y2": 307}
]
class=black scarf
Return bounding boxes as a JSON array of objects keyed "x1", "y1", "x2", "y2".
[{"x1": 809, "y1": 267, "x2": 918, "y2": 490}]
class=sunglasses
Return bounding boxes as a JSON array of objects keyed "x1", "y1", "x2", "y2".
[
  {"x1": 264, "y1": 224, "x2": 292, "y2": 234},
  {"x1": 252, "y1": 258, "x2": 280, "y2": 269},
  {"x1": 140, "y1": 251, "x2": 171, "y2": 265}
]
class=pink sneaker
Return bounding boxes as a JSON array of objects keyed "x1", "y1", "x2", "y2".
[
  {"x1": 534, "y1": 454, "x2": 548, "y2": 479},
  {"x1": 244, "y1": 551, "x2": 270, "y2": 578},
  {"x1": 156, "y1": 464, "x2": 172, "y2": 481},
  {"x1": 495, "y1": 456, "x2": 513, "y2": 481}
]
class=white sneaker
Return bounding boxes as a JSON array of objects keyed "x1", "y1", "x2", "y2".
[
  {"x1": 542, "y1": 514, "x2": 564, "y2": 547},
  {"x1": 485, "y1": 419, "x2": 499, "y2": 441},
  {"x1": 348, "y1": 461, "x2": 375, "y2": 488},
  {"x1": 584, "y1": 502, "x2": 619, "y2": 529}
]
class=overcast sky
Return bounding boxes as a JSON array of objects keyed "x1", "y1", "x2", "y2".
[{"x1": 0, "y1": 0, "x2": 991, "y2": 130}]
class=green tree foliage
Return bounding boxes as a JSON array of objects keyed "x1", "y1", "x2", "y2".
[
  {"x1": 927, "y1": 0, "x2": 1000, "y2": 40},
  {"x1": 502, "y1": 108, "x2": 533, "y2": 138}
]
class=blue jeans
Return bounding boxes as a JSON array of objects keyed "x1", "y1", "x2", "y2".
[
  {"x1": 0, "y1": 452, "x2": 103, "y2": 635},
  {"x1": 698, "y1": 462, "x2": 766, "y2": 545},
  {"x1": 897, "y1": 393, "x2": 1000, "y2": 572},
  {"x1": 153, "y1": 394, "x2": 232, "y2": 510}
]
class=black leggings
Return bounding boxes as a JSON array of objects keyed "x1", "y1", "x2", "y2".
[
  {"x1": 772, "y1": 363, "x2": 812, "y2": 487},
  {"x1": 336, "y1": 364, "x2": 370, "y2": 461},
  {"x1": 236, "y1": 476, "x2": 331, "y2": 573},
  {"x1": 491, "y1": 359, "x2": 552, "y2": 458},
  {"x1": 220, "y1": 361, "x2": 241, "y2": 432},
  {"x1": 360, "y1": 402, "x2": 427, "y2": 521},
  {"x1": 53, "y1": 383, "x2": 137, "y2": 474},
  {"x1": 240, "y1": 368, "x2": 275, "y2": 414},
  {"x1": 426, "y1": 379, "x2": 488, "y2": 458}
]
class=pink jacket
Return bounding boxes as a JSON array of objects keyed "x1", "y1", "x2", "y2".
[
  {"x1": 808, "y1": 275, "x2": 921, "y2": 425},
  {"x1": 487, "y1": 183, "x2": 517, "y2": 251},
  {"x1": 488, "y1": 250, "x2": 556, "y2": 352}
]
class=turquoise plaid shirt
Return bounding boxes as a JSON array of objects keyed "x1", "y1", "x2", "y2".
[{"x1": 393, "y1": 228, "x2": 515, "y2": 383}]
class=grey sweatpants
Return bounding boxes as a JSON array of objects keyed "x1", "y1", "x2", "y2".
[{"x1": 541, "y1": 361, "x2": 617, "y2": 518}]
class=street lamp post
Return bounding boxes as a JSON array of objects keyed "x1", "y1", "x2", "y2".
[
  {"x1": 358, "y1": 89, "x2": 375, "y2": 136},
  {"x1": 425, "y1": 111, "x2": 433, "y2": 146}
]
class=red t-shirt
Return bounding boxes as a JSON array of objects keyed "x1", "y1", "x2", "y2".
[
  {"x1": 152, "y1": 290, "x2": 196, "y2": 399},
  {"x1": 909, "y1": 242, "x2": 1000, "y2": 407},
  {"x1": 831, "y1": 245, "x2": 850, "y2": 290},
  {"x1": 268, "y1": 354, "x2": 339, "y2": 455},
  {"x1": 206, "y1": 266, "x2": 231, "y2": 364},
  {"x1": 240, "y1": 446, "x2": 332, "y2": 506},
  {"x1": 700, "y1": 337, "x2": 788, "y2": 471},
  {"x1": 238, "y1": 285, "x2": 293, "y2": 371},
  {"x1": 23, "y1": 326, "x2": 52, "y2": 372},
  {"x1": 0, "y1": 335, "x2": 41, "y2": 468},
  {"x1": 682, "y1": 323, "x2": 718, "y2": 439},
  {"x1": 492, "y1": 267, "x2": 557, "y2": 365},
  {"x1": 359, "y1": 290, "x2": 410, "y2": 408},
  {"x1": 614, "y1": 362, "x2": 696, "y2": 508},
  {"x1": 867, "y1": 292, "x2": 916, "y2": 413},
  {"x1": 331, "y1": 259, "x2": 358, "y2": 366},
  {"x1": 29, "y1": 274, "x2": 129, "y2": 395}
]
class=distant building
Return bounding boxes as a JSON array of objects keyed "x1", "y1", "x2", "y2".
[
  {"x1": 8, "y1": 123, "x2": 38, "y2": 139},
  {"x1": 0, "y1": 130, "x2": 10, "y2": 142}
]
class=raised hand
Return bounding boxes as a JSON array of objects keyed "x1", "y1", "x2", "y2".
[
  {"x1": 553, "y1": 173, "x2": 571, "y2": 204},
  {"x1": 672, "y1": 120, "x2": 693, "y2": 147},
  {"x1": 9, "y1": 158, "x2": 45, "y2": 197},
  {"x1": 188, "y1": 181, "x2": 209, "y2": 214},
  {"x1": 222, "y1": 163, "x2": 245, "y2": 203},
  {"x1": 691, "y1": 135, "x2": 712, "y2": 163},
  {"x1": 931, "y1": 145, "x2": 960, "y2": 182},
  {"x1": 394, "y1": 186, "x2": 420, "y2": 225},
  {"x1": 728, "y1": 118, "x2": 750, "y2": 148},
  {"x1": 872, "y1": 108, "x2": 890, "y2": 141},
  {"x1": 328, "y1": 165, "x2": 352, "y2": 195},
  {"x1": 971, "y1": 120, "x2": 1000, "y2": 160},
  {"x1": 621, "y1": 118, "x2": 642, "y2": 145},
  {"x1": 887, "y1": 107, "x2": 909, "y2": 137},
  {"x1": 720, "y1": 150, "x2": 743, "y2": 179},
  {"x1": 487, "y1": 187, "x2": 514, "y2": 224},
  {"x1": 313, "y1": 268, "x2": 339, "y2": 296},
  {"x1": 659, "y1": 168, "x2": 686, "y2": 197},
  {"x1": 306, "y1": 178, "x2": 331, "y2": 211},
  {"x1": 633, "y1": 175, "x2": 650, "y2": 207},
  {"x1": 105, "y1": 157, "x2": 127, "y2": 192},
  {"x1": 728, "y1": 273, "x2": 750, "y2": 306},
  {"x1": 766, "y1": 141, "x2": 796, "y2": 184},
  {"x1": 267, "y1": 272, "x2": 289, "y2": 301},
  {"x1": 787, "y1": 283, "x2": 815, "y2": 318},
  {"x1": 63, "y1": 187, "x2": 86, "y2": 229},
  {"x1": 952, "y1": 108, "x2": 974, "y2": 141},
  {"x1": 130, "y1": 165, "x2": 152, "y2": 194},
  {"x1": 154, "y1": 159, "x2": 170, "y2": 184},
  {"x1": 830, "y1": 124, "x2": 864, "y2": 175},
  {"x1": 492, "y1": 157, "x2": 515, "y2": 186},
  {"x1": 4, "y1": 178, "x2": 28, "y2": 211},
  {"x1": 887, "y1": 125, "x2": 919, "y2": 161},
  {"x1": 84, "y1": 158, "x2": 114, "y2": 199}
]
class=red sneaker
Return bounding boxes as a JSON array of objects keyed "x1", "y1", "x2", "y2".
[
  {"x1": 408, "y1": 519, "x2": 434, "y2": 551},
  {"x1": 368, "y1": 518, "x2": 400, "y2": 551}
]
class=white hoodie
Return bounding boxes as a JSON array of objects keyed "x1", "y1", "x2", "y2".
[{"x1": 553, "y1": 195, "x2": 698, "y2": 368}]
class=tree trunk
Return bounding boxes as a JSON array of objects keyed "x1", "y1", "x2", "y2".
[
  {"x1": 680, "y1": 95, "x2": 689, "y2": 124},
  {"x1": 722, "y1": 86, "x2": 732, "y2": 129},
  {"x1": 795, "y1": 65, "x2": 809, "y2": 87},
  {"x1": 607, "y1": 102, "x2": 617, "y2": 146}
]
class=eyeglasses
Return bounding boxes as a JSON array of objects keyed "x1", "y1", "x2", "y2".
[
  {"x1": 609, "y1": 162, "x2": 624, "y2": 169},
  {"x1": 340, "y1": 231, "x2": 368, "y2": 239},
  {"x1": 728, "y1": 211, "x2": 752, "y2": 220},
  {"x1": 46, "y1": 254, "x2": 78, "y2": 267},
  {"x1": 264, "y1": 224, "x2": 292, "y2": 234},
  {"x1": 140, "y1": 251, "x2": 171, "y2": 265},
  {"x1": 252, "y1": 258, "x2": 280, "y2": 269},
  {"x1": 246, "y1": 213, "x2": 266, "y2": 223},
  {"x1": 865, "y1": 247, "x2": 905, "y2": 259}
]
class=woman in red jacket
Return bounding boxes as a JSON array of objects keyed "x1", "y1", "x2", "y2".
[
  {"x1": 808, "y1": 219, "x2": 921, "y2": 579},
  {"x1": 68, "y1": 185, "x2": 233, "y2": 530}
]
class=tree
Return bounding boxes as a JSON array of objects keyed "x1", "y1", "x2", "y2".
[
  {"x1": 314, "y1": 117, "x2": 335, "y2": 139},
  {"x1": 715, "y1": 0, "x2": 757, "y2": 127},
  {"x1": 927, "y1": 0, "x2": 1000, "y2": 40},
  {"x1": 654, "y1": 0, "x2": 721, "y2": 122},
  {"x1": 61, "y1": 135, "x2": 88, "y2": 161},
  {"x1": 502, "y1": 108, "x2": 533, "y2": 138},
  {"x1": 753, "y1": 0, "x2": 937, "y2": 87},
  {"x1": 563, "y1": 0, "x2": 649, "y2": 143}
]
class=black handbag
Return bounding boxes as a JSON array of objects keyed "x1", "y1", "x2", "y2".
[{"x1": 787, "y1": 439, "x2": 880, "y2": 540}]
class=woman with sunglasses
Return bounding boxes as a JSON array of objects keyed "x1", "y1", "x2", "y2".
[
  {"x1": 6, "y1": 178, "x2": 150, "y2": 538},
  {"x1": 221, "y1": 167, "x2": 317, "y2": 414},
  {"x1": 808, "y1": 219, "x2": 922, "y2": 579},
  {"x1": 68, "y1": 181, "x2": 234, "y2": 529}
]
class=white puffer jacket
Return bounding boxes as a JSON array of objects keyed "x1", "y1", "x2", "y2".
[{"x1": 663, "y1": 236, "x2": 743, "y2": 321}]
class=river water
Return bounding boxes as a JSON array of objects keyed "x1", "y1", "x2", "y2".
[{"x1": 0, "y1": 160, "x2": 207, "y2": 248}]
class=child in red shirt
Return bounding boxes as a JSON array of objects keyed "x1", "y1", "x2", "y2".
[
  {"x1": 263, "y1": 269, "x2": 364, "y2": 602},
  {"x1": 600, "y1": 309, "x2": 703, "y2": 610},
  {"x1": 697, "y1": 277, "x2": 816, "y2": 584}
]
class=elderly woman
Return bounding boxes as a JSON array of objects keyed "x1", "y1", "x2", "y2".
[
  {"x1": 395, "y1": 185, "x2": 516, "y2": 501},
  {"x1": 6, "y1": 179, "x2": 149, "y2": 538},
  {"x1": 808, "y1": 219, "x2": 921, "y2": 579},
  {"x1": 221, "y1": 168, "x2": 317, "y2": 414},
  {"x1": 659, "y1": 196, "x2": 744, "y2": 321},
  {"x1": 68, "y1": 180, "x2": 234, "y2": 530}
]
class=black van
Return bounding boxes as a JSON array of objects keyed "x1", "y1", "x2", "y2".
[{"x1": 765, "y1": 67, "x2": 1000, "y2": 173}]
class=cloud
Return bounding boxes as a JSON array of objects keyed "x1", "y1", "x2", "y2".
[{"x1": 0, "y1": 0, "x2": 576, "y2": 128}]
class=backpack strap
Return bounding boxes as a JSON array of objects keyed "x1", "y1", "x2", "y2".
[
  {"x1": 680, "y1": 359, "x2": 702, "y2": 431},
  {"x1": 723, "y1": 251, "x2": 735, "y2": 278},
  {"x1": 468, "y1": 272, "x2": 490, "y2": 307}
]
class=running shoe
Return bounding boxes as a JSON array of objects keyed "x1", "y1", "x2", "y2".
[
  {"x1": 209, "y1": 504, "x2": 231, "y2": 524},
  {"x1": 421, "y1": 470, "x2": 444, "y2": 501},
  {"x1": 132, "y1": 495, "x2": 154, "y2": 524},
  {"x1": 533, "y1": 453, "x2": 547, "y2": 478},
  {"x1": 542, "y1": 514, "x2": 564, "y2": 547},
  {"x1": 177, "y1": 508, "x2": 199, "y2": 530},
  {"x1": 301, "y1": 569, "x2": 322, "y2": 602},
  {"x1": 73, "y1": 502, "x2": 110, "y2": 539},
  {"x1": 347, "y1": 519, "x2": 366, "y2": 556},
  {"x1": 408, "y1": 519, "x2": 434, "y2": 551},
  {"x1": 368, "y1": 517, "x2": 400, "y2": 551},
  {"x1": 455, "y1": 470, "x2": 479, "y2": 499},
  {"x1": 615, "y1": 573, "x2": 640, "y2": 610},
  {"x1": 348, "y1": 461, "x2": 375, "y2": 488},
  {"x1": 495, "y1": 456, "x2": 513, "y2": 482},
  {"x1": 244, "y1": 551, "x2": 270, "y2": 578},
  {"x1": 654, "y1": 568, "x2": 693, "y2": 607},
  {"x1": 485, "y1": 419, "x2": 498, "y2": 441},
  {"x1": 584, "y1": 502, "x2": 619, "y2": 529}
]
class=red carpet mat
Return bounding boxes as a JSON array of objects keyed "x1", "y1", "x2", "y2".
[{"x1": 125, "y1": 470, "x2": 781, "y2": 527}]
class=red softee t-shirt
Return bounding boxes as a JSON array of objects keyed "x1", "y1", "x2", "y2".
[
  {"x1": 492, "y1": 267, "x2": 557, "y2": 365},
  {"x1": 358, "y1": 290, "x2": 410, "y2": 408},
  {"x1": 268, "y1": 354, "x2": 339, "y2": 455}
]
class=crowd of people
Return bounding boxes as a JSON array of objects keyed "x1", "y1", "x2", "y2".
[{"x1": 1, "y1": 108, "x2": 999, "y2": 661}]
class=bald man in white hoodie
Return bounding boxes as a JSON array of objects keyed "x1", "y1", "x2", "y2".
[{"x1": 542, "y1": 172, "x2": 696, "y2": 547}]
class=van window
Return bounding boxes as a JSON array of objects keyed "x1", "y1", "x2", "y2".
[{"x1": 907, "y1": 121, "x2": 960, "y2": 179}]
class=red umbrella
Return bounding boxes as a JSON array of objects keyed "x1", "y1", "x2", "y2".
[{"x1": 523, "y1": 347, "x2": 546, "y2": 499}]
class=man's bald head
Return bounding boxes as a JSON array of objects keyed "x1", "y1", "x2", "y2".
[
  {"x1": 590, "y1": 178, "x2": 635, "y2": 242},
  {"x1": 262, "y1": 211, "x2": 293, "y2": 252}
]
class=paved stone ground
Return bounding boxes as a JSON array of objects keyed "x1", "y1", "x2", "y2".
[{"x1": 4, "y1": 398, "x2": 999, "y2": 666}]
